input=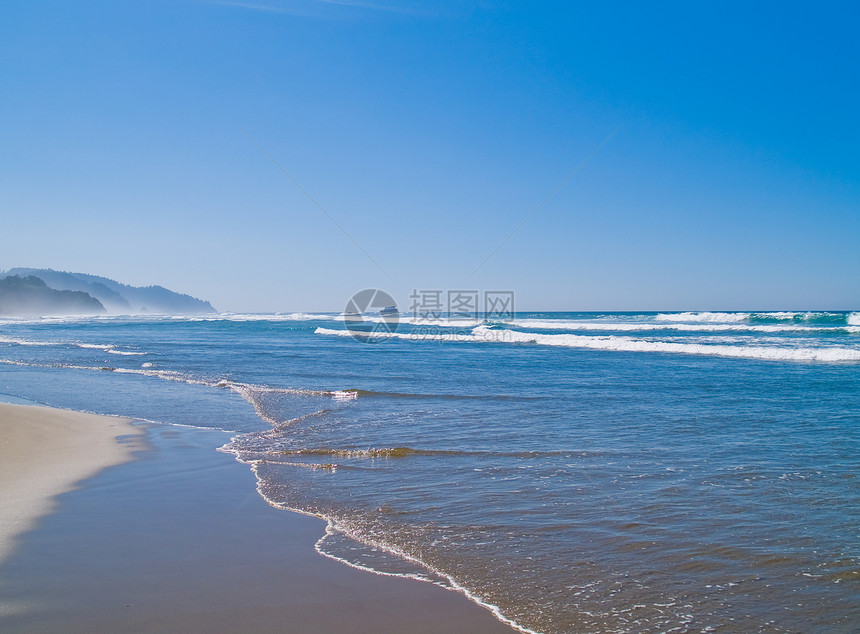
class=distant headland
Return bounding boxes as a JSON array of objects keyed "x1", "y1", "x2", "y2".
[{"x1": 0, "y1": 269, "x2": 216, "y2": 316}]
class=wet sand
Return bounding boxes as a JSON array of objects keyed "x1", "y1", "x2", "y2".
[{"x1": 0, "y1": 405, "x2": 514, "y2": 633}]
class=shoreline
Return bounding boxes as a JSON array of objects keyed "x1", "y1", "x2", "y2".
[
  {"x1": 236, "y1": 459, "x2": 534, "y2": 634},
  {"x1": 0, "y1": 402, "x2": 514, "y2": 632}
]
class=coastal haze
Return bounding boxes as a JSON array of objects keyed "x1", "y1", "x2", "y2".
[
  {"x1": 0, "y1": 269, "x2": 216, "y2": 316},
  {"x1": 1, "y1": 1, "x2": 858, "y2": 633}
]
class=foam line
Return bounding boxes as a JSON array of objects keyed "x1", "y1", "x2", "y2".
[{"x1": 313, "y1": 327, "x2": 860, "y2": 363}]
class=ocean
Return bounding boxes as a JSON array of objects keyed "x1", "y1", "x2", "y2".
[{"x1": 1, "y1": 311, "x2": 858, "y2": 633}]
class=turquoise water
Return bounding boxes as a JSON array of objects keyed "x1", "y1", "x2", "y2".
[{"x1": 1, "y1": 311, "x2": 858, "y2": 632}]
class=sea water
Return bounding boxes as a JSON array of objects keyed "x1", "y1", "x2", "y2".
[{"x1": 1, "y1": 311, "x2": 858, "y2": 632}]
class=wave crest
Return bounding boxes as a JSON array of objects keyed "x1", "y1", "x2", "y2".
[
  {"x1": 655, "y1": 312, "x2": 750, "y2": 323},
  {"x1": 314, "y1": 326, "x2": 860, "y2": 363}
]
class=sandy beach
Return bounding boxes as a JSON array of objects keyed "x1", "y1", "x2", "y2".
[
  {"x1": 0, "y1": 402, "x2": 514, "y2": 633},
  {"x1": 0, "y1": 403, "x2": 143, "y2": 566}
]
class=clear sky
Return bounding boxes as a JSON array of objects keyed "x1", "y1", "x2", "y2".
[{"x1": 1, "y1": 0, "x2": 858, "y2": 312}]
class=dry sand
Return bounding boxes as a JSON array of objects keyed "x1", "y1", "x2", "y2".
[{"x1": 0, "y1": 403, "x2": 143, "y2": 564}]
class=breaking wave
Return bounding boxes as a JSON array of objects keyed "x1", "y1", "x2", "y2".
[
  {"x1": 506, "y1": 319, "x2": 858, "y2": 334},
  {"x1": 0, "y1": 335, "x2": 145, "y2": 355},
  {"x1": 170, "y1": 312, "x2": 338, "y2": 322},
  {"x1": 655, "y1": 311, "x2": 852, "y2": 325},
  {"x1": 655, "y1": 312, "x2": 751, "y2": 323},
  {"x1": 313, "y1": 326, "x2": 860, "y2": 363},
  {"x1": 477, "y1": 327, "x2": 860, "y2": 362}
]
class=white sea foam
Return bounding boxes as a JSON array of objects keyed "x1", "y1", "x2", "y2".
[
  {"x1": 172, "y1": 313, "x2": 338, "y2": 322},
  {"x1": 655, "y1": 312, "x2": 751, "y2": 323},
  {"x1": 0, "y1": 361, "x2": 225, "y2": 388},
  {"x1": 655, "y1": 311, "x2": 848, "y2": 324},
  {"x1": 849, "y1": 312, "x2": 860, "y2": 326},
  {"x1": 473, "y1": 327, "x2": 860, "y2": 362},
  {"x1": 0, "y1": 315, "x2": 95, "y2": 325},
  {"x1": 0, "y1": 335, "x2": 55, "y2": 347},
  {"x1": 313, "y1": 326, "x2": 860, "y2": 363},
  {"x1": 218, "y1": 448, "x2": 538, "y2": 634},
  {"x1": 0, "y1": 335, "x2": 145, "y2": 354},
  {"x1": 504, "y1": 319, "x2": 847, "y2": 334},
  {"x1": 761, "y1": 311, "x2": 813, "y2": 320},
  {"x1": 313, "y1": 521, "x2": 538, "y2": 634},
  {"x1": 0, "y1": 357, "x2": 352, "y2": 409},
  {"x1": 326, "y1": 315, "x2": 860, "y2": 334}
]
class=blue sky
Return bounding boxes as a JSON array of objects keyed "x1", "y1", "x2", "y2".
[{"x1": 1, "y1": 0, "x2": 857, "y2": 311}]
